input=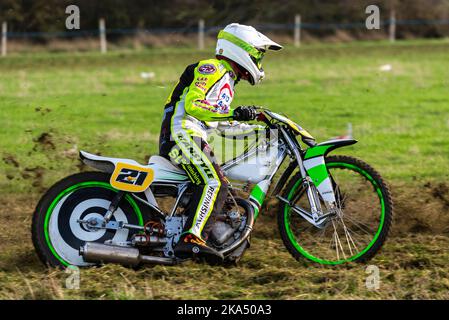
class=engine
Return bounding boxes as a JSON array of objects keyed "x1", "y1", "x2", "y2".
[{"x1": 210, "y1": 208, "x2": 245, "y2": 246}]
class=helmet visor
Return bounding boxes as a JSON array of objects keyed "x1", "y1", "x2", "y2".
[{"x1": 251, "y1": 51, "x2": 264, "y2": 70}]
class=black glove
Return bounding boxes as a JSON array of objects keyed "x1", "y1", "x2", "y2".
[{"x1": 233, "y1": 106, "x2": 257, "y2": 121}]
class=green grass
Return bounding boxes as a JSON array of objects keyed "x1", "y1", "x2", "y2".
[
  {"x1": 2, "y1": 240, "x2": 449, "y2": 299},
  {"x1": 1, "y1": 39, "x2": 449, "y2": 300},
  {"x1": 1, "y1": 197, "x2": 448, "y2": 299},
  {"x1": 1, "y1": 39, "x2": 449, "y2": 194}
]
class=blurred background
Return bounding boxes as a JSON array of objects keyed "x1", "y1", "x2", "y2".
[{"x1": 0, "y1": 0, "x2": 449, "y2": 53}]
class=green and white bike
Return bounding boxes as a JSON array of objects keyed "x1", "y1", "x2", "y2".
[{"x1": 32, "y1": 107, "x2": 393, "y2": 267}]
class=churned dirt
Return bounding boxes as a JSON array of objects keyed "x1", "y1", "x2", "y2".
[
  {"x1": 0, "y1": 181, "x2": 448, "y2": 299},
  {"x1": 1, "y1": 128, "x2": 448, "y2": 299}
]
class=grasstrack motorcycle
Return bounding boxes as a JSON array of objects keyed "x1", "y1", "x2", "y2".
[{"x1": 32, "y1": 107, "x2": 393, "y2": 267}]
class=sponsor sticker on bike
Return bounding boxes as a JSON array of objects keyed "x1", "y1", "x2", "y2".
[{"x1": 110, "y1": 162, "x2": 154, "y2": 192}]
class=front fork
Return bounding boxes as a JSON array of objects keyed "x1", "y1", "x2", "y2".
[
  {"x1": 247, "y1": 146, "x2": 330, "y2": 225},
  {"x1": 277, "y1": 128, "x2": 337, "y2": 226},
  {"x1": 304, "y1": 177, "x2": 323, "y2": 219}
]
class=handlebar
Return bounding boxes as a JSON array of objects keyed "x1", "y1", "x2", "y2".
[
  {"x1": 249, "y1": 106, "x2": 317, "y2": 147},
  {"x1": 253, "y1": 107, "x2": 276, "y2": 129}
]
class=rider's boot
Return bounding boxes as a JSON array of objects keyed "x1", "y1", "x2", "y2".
[{"x1": 174, "y1": 232, "x2": 224, "y2": 264}]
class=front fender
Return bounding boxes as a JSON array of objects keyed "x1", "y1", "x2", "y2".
[
  {"x1": 304, "y1": 139, "x2": 357, "y2": 160},
  {"x1": 302, "y1": 139, "x2": 357, "y2": 203},
  {"x1": 272, "y1": 139, "x2": 357, "y2": 196}
]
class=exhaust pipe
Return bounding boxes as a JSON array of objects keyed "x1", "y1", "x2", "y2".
[{"x1": 80, "y1": 242, "x2": 176, "y2": 266}]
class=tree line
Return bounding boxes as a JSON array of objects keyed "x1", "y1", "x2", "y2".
[{"x1": 0, "y1": 0, "x2": 448, "y2": 38}]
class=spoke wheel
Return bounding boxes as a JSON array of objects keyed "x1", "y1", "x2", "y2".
[{"x1": 278, "y1": 155, "x2": 393, "y2": 265}]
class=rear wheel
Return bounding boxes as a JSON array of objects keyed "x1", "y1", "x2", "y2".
[
  {"x1": 32, "y1": 172, "x2": 144, "y2": 268},
  {"x1": 278, "y1": 155, "x2": 393, "y2": 265}
]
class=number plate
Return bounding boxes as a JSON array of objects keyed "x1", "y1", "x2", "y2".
[{"x1": 110, "y1": 163, "x2": 154, "y2": 192}]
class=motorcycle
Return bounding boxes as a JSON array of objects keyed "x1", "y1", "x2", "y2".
[{"x1": 32, "y1": 107, "x2": 393, "y2": 267}]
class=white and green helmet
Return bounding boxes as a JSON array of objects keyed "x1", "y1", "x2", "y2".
[{"x1": 216, "y1": 23, "x2": 283, "y2": 85}]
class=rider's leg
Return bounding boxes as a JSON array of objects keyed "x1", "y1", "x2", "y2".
[{"x1": 170, "y1": 132, "x2": 228, "y2": 261}]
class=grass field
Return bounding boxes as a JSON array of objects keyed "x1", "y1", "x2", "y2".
[{"x1": 1, "y1": 39, "x2": 449, "y2": 299}]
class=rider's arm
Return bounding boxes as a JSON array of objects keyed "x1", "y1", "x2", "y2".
[{"x1": 184, "y1": 60, "x2": 234, "y2": 122}]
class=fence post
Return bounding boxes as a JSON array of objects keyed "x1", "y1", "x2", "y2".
[
  {"x1": 99, "y1": 18, "x2": 107, "y2": 53},
  {"x1": 198, "y1": 19, "x2": 205, "y2": 50},
  {"x1": 1, "y1": 22, "x2": 7, "y2": 57},
  {"x1": 294, "y1": 14, "x2": 301, "y2": 47},
  {"x1": 389, "y1": 9, "x2": 396, "y2": 43}
]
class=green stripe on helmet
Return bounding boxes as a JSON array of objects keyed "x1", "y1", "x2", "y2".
[{"x1": 217, "y1": 30, "x2": 264, "y2": 61}]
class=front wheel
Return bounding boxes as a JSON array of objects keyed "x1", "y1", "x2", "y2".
[
  {"x1": 32, "y1": 172, "x2": 144, "y2": 268},
  {"x1": 278, "y1": 155, "x2": 393, "y2": 265}
]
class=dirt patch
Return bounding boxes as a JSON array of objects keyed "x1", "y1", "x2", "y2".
[
  {"x1": 21, "y1": 166, "x2": 46, "y2": 190},
  {"x1": 0, "y1": 195, "x2": 448, "y2": 299},
  {"x1": 33, "y1": 132, "x2": 56, "y2": 151},
  {"x1": 1, "y1": 131, "x2": 94, "y2": 193},
  {"x1": 260, "y1": 182, "x2": 449, "y2": 237},
  {"x1": 392, "y1": 182, "x2": 449, "y2": 236},
  {"x1": 2, "y1": 154, "x2": 20, "y2": 168},
  {"x1": 428, "y1": 182, "x2": 449, "y2": 208},
  {"x1": 2, "y1": 152, "x2": 47, "y2": 192},
  {"x1": 1, "y1": 176, "x2": 449, "y2": 237},
  {"x1": 35, "y1": 107, "x2": 52, "y2": 115}
]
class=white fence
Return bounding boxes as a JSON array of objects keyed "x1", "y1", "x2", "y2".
[{"x1": 2, "y1": 12, "x2": 448, "y2": 56}]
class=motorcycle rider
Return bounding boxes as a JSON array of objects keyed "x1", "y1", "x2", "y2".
[{"x1": 158, "y1": 23, "x2": 282, "y2": 262}]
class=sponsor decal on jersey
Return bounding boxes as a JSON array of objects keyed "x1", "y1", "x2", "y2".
[
  {"x1": 184, "y1": 164, "x2": 203, "y2": 185},
  {"x1": 193, "y1": 99, "x2": 224, "y2": 113},
  {"x1": 218, "y1": 83, "x2": 233, "y2": 98},
  {"x1": 193, "y1": 100, "x2": 213, "y2": 111},
  {"x1": 198, "y1": 64, "x2": 216, "y2": 75},
  {"x1": 194, "y1": 185, "x2": 216, "y2": 230},
  {"x1": 195, "y1": 81, "x2": 207, "y2": 92},
  {"x1": 216, "y1": 83, "x2": 233, "y2": 114},
  {"x1": 176, "y1": 133, "x2": 215, "y2": 179},
  {"x1": 197, "y1": 104, "x2": 219, "y2": 113},
  {"x1": 168, "y1": 146, "x2": 188, "y2": 165},
  {"x1": 216, "y1": 101, "x2": 229, "y2": 114}
]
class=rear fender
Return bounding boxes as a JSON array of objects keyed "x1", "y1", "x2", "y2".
[
  {"x1": 80, "y1": 151, "x2": 137, "y2": 173},
  {"x1": 79, "y1": 151, "x2": 188, "y2": 194},
  {"x1": 80, "y1": 151, "x2": 155, "y2": 193}
]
